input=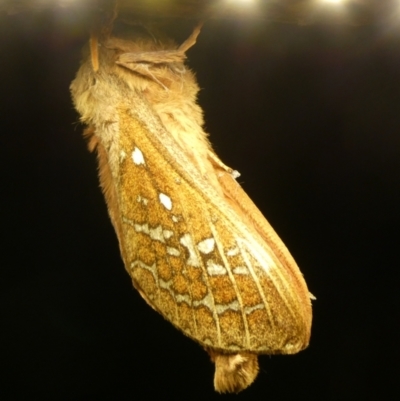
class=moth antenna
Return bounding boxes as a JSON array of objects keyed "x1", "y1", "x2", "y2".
[
  {"x1": 90, "y1": 0, "x2": 119, "y2": 72},
  {"x1": 100, "y1": 0, "x2": 119, "y2": 39},
  {"x1": 178, "y1": 21, "x2": 204, "y2": 53},
  {"x1": 120, "y1": 19, "x2": 160, "y2": 44}
]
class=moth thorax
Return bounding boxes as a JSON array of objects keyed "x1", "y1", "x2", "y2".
[{"x1": 209, "y1": 351, "x2": 259, "y2": 393}]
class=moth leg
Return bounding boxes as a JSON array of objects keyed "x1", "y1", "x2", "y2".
[{"x1": 208, "y1": 151, "x2": 241, "y2": 179}]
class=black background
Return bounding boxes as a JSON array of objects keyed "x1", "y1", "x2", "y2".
[{"x1": 1, "y1": 6, "x2": 399, "y2": 400}]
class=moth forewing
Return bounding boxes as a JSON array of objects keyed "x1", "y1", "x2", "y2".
[
  {"x1": 216, "y1": 169, "x2": 312, "y2": 336},
  {"x1": 70, "y1": 22, "x2": 312, "y2": 394}
]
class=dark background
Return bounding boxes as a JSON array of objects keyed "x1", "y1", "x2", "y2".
[{"x1": 1, "y1": 6, "x2": 399, "y2": 400}]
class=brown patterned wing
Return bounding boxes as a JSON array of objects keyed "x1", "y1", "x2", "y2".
[{"x1": 115, "y1": 108, "x2": 311, "y2": 355}]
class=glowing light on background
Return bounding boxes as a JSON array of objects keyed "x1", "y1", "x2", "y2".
[{"x1": 225, "y1": 0, "x2": 255, "y2": 4}]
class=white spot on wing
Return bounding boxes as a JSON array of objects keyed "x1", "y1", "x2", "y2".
[
  {"x1": 233, "y1": 266, "x2": 248, "y2": 275},
  {"x1": 131, "y1": 260, "x2": 156, "y2": 276},
  {"x1": 244, "y1": 304, "x2": 264, "y2": 314},
  {"x1": 167, "y1": 247, "x2": 180, "y2": 257},
  {"x1": 215, "y1": 300, "x2": 240, "y2": 314},
  {"x1": 134, "y1": 223, "x2": 149, "y2": 234},
  {"x1": 180, "y1": 233, "x2": 200, "y2": 267},
  {"x1": 206, "y1": 260, "x2": 226, "y2": 276},
  {"x1": 149, "y1": 225, "x2": 165, "y2": 242},
  {"x1": 134, "y1": 223, "x2": 165, "y2": 243},
  {"x1": 197, "y1": 238, "x2": 215, "y2": 254},
  {"x1": 193, "y1": 292, "x2": 214, "y2": 310},
  {"x1": 137, "y1": 195, "x2": 149, "y2": 206},
  {"x1": 163, "y1": 229, "x2": 173, "y2": 240},
  {"x1": 132, "y1": 147, "x2": 145, "y2": 165},
  {"x1": 227, "y1": 247, "x2": 239, "y2": 256},
  {"x1": 175, "y1": 292, "x2": 191, "y2": 305},
  {"x1": 159, "y1": 193, "x2": 172, "y2": 210}
]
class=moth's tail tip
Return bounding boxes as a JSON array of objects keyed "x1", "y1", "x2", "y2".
[{"x1": 208, "y1": 350, "x2": 259, "y2": 393}]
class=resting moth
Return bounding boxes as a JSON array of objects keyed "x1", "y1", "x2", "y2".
[{"x1": 70, "y1": 19, "x2": 312, "y2": 393}]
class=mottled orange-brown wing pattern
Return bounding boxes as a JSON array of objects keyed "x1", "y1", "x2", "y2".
[{"x1": 115, "y1": 112, "x2": 310, "y2": 354}]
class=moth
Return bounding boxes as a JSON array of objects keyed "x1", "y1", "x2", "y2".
[{"x1": 70, "y1": 19, "x2": 312, "y2": 393}]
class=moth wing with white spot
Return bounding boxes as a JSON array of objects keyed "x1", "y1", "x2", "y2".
[{"x1": 111, "y1": 103, "x2": 311, "y2": 354}]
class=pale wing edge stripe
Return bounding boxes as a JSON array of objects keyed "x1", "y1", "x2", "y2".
[{"x1": 246, "y1": 236, "x2": 301, "y2": 321}]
